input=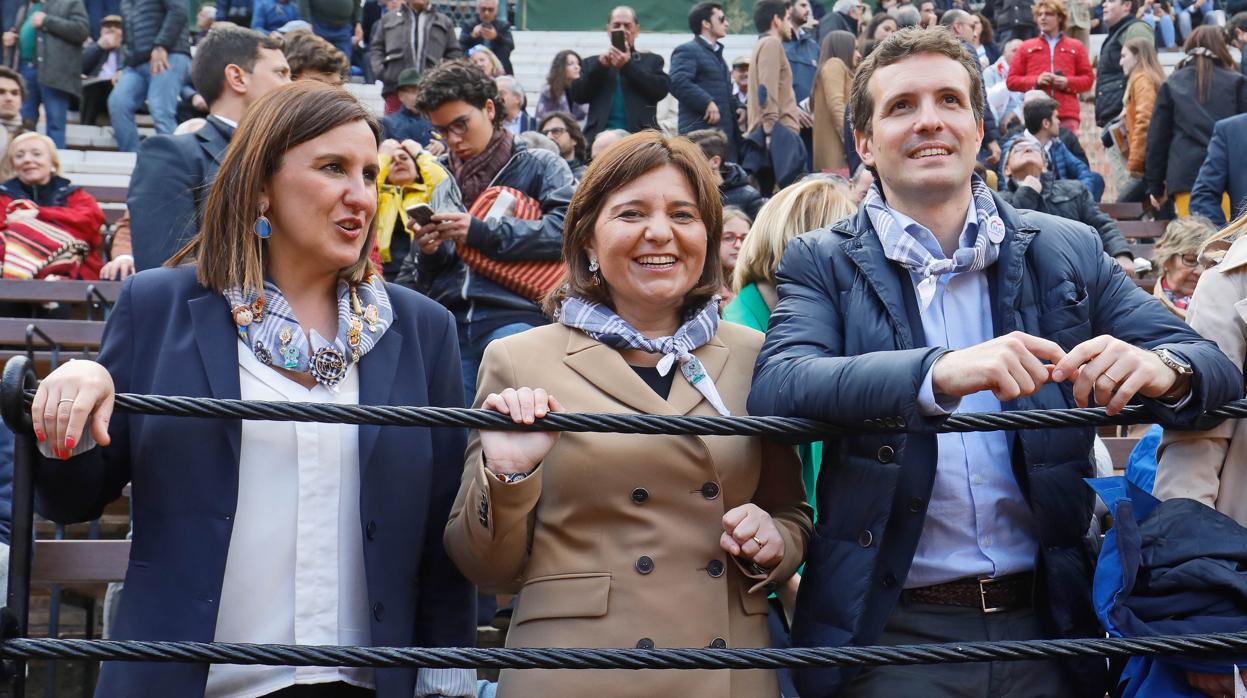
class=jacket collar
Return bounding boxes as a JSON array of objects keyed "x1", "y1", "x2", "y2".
[
  {"x1": 833, "y1": 190, "x2": 1041, "y2": 341},
  {"x1": 1215, "y1": 234, "x2": 1247, "y2": 273},
  {"x1": 197, "y1": 116, "x2": 234, "y2": 165},
  {"x1": 562, "y1": 325, "x2": 730, "y2": 416}
]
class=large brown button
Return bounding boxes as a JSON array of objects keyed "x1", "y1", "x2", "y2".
[
  {"x1": 877, "y1": 446, "x2": 895, "y2": 463},
  {"x1": 710, "y1": 637, "x2": 727, "y2": 649},
  {"x1": 636, "y1": 638, "x2": 655, "y2": 649},
  {"x1": 631, "y1": 487, "x2": 649, "y2": 504},
  {"x1": 858, "y1": 530, "x2": 873, "y2": 547},
  {"x1": 635, "y1": 556, "x2": 655, "y2": 574},
  {"x1": 700, "y1": 482, "x2": 720, "y2": 500},
  {"x1": 707, "y1": 559, "x2": 725, "y2": 578}
]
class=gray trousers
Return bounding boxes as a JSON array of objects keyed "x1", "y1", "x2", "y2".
[{"x1": 841, "y1": 599, "x2": 1080, "y2": 698}]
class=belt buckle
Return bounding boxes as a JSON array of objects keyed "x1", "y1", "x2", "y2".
[{"x1": 979, "y1": 577, "x2": 1006, "y2": 614}]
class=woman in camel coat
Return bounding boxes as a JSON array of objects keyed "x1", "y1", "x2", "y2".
[
  {"x1": 444, "y1": 132, "x2": 812, "y2": 698},
  {"x1": 811, "y1": 30, "x2": 857, "y2": 172},
  {"x1": 1155, "y1": 224, "x2": 1247, "y2": 526}
]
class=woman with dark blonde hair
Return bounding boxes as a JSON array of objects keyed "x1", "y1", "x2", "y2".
[
  {"x1": 28, "y1": 81, "x2": 475, "y2": 698},
  {"x1": 445, "y1": 130, "x2": 811, "y2": 698}
]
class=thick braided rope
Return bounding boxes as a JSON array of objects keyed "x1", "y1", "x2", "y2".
[
  {"x1": 23, "y1": 391, "x2": 1247, "y2": 436},
  {"x1": 1, "y1": 632, "x2": 1246, "y2": 669}
]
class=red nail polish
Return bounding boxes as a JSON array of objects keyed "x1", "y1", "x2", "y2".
[
  {"x1": 35, "y1": 431, "x2": 44, "y2": 442},
  {"x1": 65, "y1": 436, "x2": 75, "y2": 450}
]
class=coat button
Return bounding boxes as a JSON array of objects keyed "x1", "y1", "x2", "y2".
[
  {"x1": 372, "y1": 602, "x2": 385, "y2": 622},
  {"x1": 877, "y1": 446, "x2": 895, "y2": 463},
  {"x1": 700, "y1": 482, "x2": 720, "y2": 500},
  {"x1": 710, "y1": 637, "x2": 727, "y2": 649},
  {"x1": 366, "y1": 520, "x2": 377, "y2": 539},
  {"x1": 636, "y1": 638, "x2": 655, "y2": 649},
  {"x1": 631, "y1": 487, "x2": 649, "y2": 504},
  {"x1": 707, "y1": 559, "x2": 725, "y2": 578},
  {"x1": 882, "y1": 572, "x2": 897, "y2": 589},
  {"x1": 858, "y1": 529, "x2": 873, "y2": 547},
  {"x1": 908, "y1": 497, "x2": 925, "y2": 513},
  {"x1": 635, "y1": 555, "x2": 655, "y2": 574}
]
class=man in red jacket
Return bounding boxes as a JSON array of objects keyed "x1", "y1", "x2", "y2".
[{"x1": 1005, "y1": 0, "x2": 1094, "y2": 130}]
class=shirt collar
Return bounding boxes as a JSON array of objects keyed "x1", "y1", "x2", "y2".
[
  {"x1": 211, "y1": 113, "x2": 239, "y2": 129},
  {"x1": 1044, "y1": 31, "x2": 1062, "y2": 46},
  {"x1": 697, "y1": 34, "x2": 723, "y2": 52},
  {"x1": 884, "y1": 196, "x2": 980, "y2": 263}
]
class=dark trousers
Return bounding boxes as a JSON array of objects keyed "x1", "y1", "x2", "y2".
[{"x1": 842, "y1": 599, "x2": 1076, "y2": 698}]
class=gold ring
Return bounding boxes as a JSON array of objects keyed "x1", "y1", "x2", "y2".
[
  {"x1": 752, "y1": 535, "x2": 766, "y2": 547},
  {"x1": 1102, "y1": 372, "x2": 1122, "y2": 384}
]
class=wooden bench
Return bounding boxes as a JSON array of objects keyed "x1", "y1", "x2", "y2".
[
  {"x1": 1101, "y1": 202, "x2": 1145, "y2": 220},
  {"x1": 1118, "y1": 220, "x2": 1168, "y2": 241},
  {"x1": 31, "y1": 540, "x2": 130, "y2": 587},
  {"x1": 0, "y1": 279, "x2": 120, "y2": 307}
]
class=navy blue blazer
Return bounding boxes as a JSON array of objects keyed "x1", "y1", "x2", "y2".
[
  {"x1": 669, "y1": 36, "x2": 738, "y2": 148},
  {"x1": 33, "y1": 266, "x2": 475, "y2": 698},
  {"x1": 127, "y1": 116, "x2": 232, "y2": 272},
  {"x1": 1190, "y1": 112, "x2": 1247, "y2": 227},
  {"x1": 748, "y1": 195, "x2": 1243, "y2": 698}
]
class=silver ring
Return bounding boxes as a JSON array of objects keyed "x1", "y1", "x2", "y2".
[{"x1": 57, "y1": 398, "x2": 75, "y2": 405}]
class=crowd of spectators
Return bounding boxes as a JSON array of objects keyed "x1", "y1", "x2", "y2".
[{"x1": 4, "y1": 1, "x2": 1247, "y2": 697}]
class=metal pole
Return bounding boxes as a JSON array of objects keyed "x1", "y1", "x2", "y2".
[{"x1": 2, "y1": 356, "x2": 37, "y2": 698}]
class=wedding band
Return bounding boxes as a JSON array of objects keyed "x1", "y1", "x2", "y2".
[
  {"x1": 1102, "y1": 372, "x2": 1122, "y2": 384},
  {"x1": 57, "y1": 398, "x2": 74, "y2": 405},
  {"x1": 752, "y1": 536, "x2": 766, "y2": 547}
]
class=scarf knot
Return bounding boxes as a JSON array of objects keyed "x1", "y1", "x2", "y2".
[{"x1": 558, "y1": 296, "x2": 730, "y2": 416}]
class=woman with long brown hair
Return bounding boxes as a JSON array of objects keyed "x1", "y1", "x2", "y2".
[
  {"x1": 535, "y1": 49, "x2": 588, "y2": 126},
  {"x1": 811, "y1": 30, "x2": 858, "y2": 172},
  {"x1": 444, "y1": 131, "x2": 811, "y2": 698},
  {"x1": 28, "y1": 81, "x2": 475, "y2": 698},
  {"x1": 1144, "y1": 25, "x2": 1247, "y2": 216},
  {"x1": 1116, "y1": 36, "x2": 1166, "y2": 203}
]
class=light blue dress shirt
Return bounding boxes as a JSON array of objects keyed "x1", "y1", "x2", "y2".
[{"x1": 884, "y1": 202, "x2": 1039, "y2": 589}]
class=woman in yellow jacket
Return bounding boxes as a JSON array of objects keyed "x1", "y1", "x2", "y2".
[
  {"x1": 374, "y1": 138, "x2": 463, "y2": 281},
  {"x1": 811, "y1": 30, "x2": 858, "y2": 173}
]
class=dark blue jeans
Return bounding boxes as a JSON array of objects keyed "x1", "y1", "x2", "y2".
[
  {"x1": 457, "y1": 321, "x2": 538, "y2": 407},
  {"x1": 18, "y1": 62, "x2": 71, "y2": 148},
  {"x1": 312, "y1": 19, "x2": 353, "y2": 61}
]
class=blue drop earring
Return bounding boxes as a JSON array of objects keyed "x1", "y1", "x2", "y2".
[{"x1": 254, "y1": 205, "x2": 272, "y2": 239}]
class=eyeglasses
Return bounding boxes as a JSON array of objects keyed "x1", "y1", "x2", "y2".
[
  {"x1": 431, "y1": 113, "x2": 472, "y2": 140},
  {"x1": 1176, "y1": 252, "x2": 1220, "y2": 269},
  {"x1": 722, "y1": 231, "x2": 748, "y2": 245},
  {"x1": 541, "y1": 126, "x2": 567, "y2": 137}
]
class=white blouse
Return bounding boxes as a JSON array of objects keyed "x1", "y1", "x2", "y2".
[{"x1": 206, "y1": 342, "x2": 372, "y2": 698}]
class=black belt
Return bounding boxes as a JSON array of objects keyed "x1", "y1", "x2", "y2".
[{"x1": 900, "y1": 572, "x2": 1034, "y2": 614}]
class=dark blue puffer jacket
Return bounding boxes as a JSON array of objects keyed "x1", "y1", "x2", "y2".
[{"x1": 748, "y1": 192, "x2": 1243, "y2": 698}]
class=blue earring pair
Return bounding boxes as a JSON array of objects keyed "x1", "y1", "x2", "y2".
[{"x1": 254, "y1": 214, "x2": 271, "y2": 239}]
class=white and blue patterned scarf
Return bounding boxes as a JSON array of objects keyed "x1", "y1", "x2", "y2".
[
  {"x1": 558, "y1": 295, "x2": 731, "y2": 415},
  {"x1": 223, "y1": 276, "x2": 393, "y2": 390},
  {"x1": 863, "y1": 174, "x2": 1007, "y2": 310}
]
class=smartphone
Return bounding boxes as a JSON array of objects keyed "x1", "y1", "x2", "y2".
[
  {"x1": 406, "y1": 203, "x2": 436, "y2": 227},
  {"x1": 611, "y1": 29, "x2": 627, "y2": 52}
]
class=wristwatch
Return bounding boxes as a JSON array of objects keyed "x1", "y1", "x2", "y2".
[
  {"x1": 1152, "y1": 347, "x2": 1193, "y2": 377},
  {"x1": 490, "y1": 470, "x2": 530, "y2": 484}
]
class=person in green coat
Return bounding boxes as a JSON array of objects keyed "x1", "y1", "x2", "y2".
[{"x1": 724, "y1": 174, "x2": 856, "y2": 528}]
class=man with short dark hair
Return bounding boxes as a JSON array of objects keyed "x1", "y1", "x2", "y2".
[
  {"x1": 670, "y1": 1, "x2": 738, "y2": 153},
  {"x1": 746, "y1": 0, "x2": 804, "y2": 189},
  {"x1": 1095, "y1": 0, "x2": 1153, "y2": 126},
  {"x1": 568, "y1": 6, "x2": 670, "y2": 143},
  {"x1": 127, "y1": 25, "x2": 290, "y2": 271},
  {"x1": 459, "y1": 0, "x2": 513, "y2": 75},
  {"x1": 1016, "y1": 95, "x2": 1102, "y2": 199},
  {"x1": 107, "y1": 0, "x2": 192, "y2": 152},
  {"x1": 0, "y1": 66, "x2": 24, "y2": 142},
  {"x1": 919, "y1": 0, "x2": 939, "y2": 27},
  {"x1": 750, "y1": 26, "x2": 1239, "y2": 698}
]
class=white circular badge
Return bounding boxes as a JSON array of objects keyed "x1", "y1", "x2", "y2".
[{"x1": 986, "y1": 215, "x2": 1006, "y2": 244}]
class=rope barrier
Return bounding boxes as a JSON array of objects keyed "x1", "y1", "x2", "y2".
[
  {"x1": 21, "y1": 390, "x2": 1247, "y2": 436},
  {"x1": 2, "y1": 632, "x2": 1246, "y2": 669}
]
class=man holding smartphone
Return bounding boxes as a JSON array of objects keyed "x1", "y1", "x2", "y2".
[{"x1": 567, "y1": 6, "x2": 670, "y2": 145}]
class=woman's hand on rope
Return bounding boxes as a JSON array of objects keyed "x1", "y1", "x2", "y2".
[
  {"x1": 479, "y1": 387, "x2": 564, "y2": 476},
  {"x1": 30, "y1": 360, "x2": 114, "y2": 458},
  {"x1": 721, "y1": 503, "x2": 785, "y2": 570}
]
